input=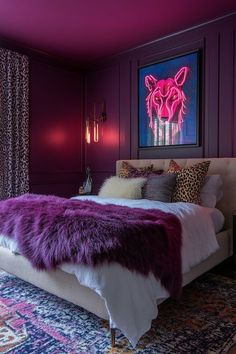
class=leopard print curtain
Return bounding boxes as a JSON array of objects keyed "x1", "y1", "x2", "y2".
[{"x1": 0, "y1": 48, "x2": 29, "y2": 199}]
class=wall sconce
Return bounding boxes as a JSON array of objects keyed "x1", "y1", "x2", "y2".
[
  {"x1": 85, "y1": 119, "x2": 91, "y2": 144},
  {"x1": 85, "y1": 102, "x2": 106, "y2": 144}
]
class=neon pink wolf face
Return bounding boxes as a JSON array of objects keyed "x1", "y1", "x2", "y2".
[{"x1": 145, "y1": 67, "x2": 189, "y2": 133}]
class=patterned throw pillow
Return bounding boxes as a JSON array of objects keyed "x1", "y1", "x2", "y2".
[
  {"x1": 167, "y1": 160, "x2": 211, "y2": 204},
  {"x1": 167, "y1": 159, "x2": 182, "y2": 173},
  {"x1": 119, "y1": 161, "x2": 162, "y2": 178}
]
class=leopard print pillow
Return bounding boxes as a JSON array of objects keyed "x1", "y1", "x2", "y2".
[
  {"x1": 118, "y1": 161, "x2": 156, "y2": 178},
  {"x1": 167, "y1": 160, "x2": 211, "y2": 204}
]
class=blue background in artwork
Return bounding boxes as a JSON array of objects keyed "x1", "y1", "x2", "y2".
[{"x1": 139, "y1": 52, "x2": 198, "y2": 147}]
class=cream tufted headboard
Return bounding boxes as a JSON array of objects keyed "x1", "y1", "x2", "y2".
[{"x1": 116, "y1": 158, "x2": 236, "y2": 229}]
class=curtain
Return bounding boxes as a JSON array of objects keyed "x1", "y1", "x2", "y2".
[{"x1": 0, "y1": 48, "x2": 29, "y2": 199}]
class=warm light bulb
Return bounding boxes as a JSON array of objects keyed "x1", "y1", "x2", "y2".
[
  {"x1": 94, "y1": 120, "x2": 99, "y2": 143},
  {"x1": 85, "y1": 121, "x2": 91, "y2": 144}
]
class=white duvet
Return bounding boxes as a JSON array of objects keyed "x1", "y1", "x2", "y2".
[{"x1": 0, "y1": 196, "x2": 224, "y2": 347}]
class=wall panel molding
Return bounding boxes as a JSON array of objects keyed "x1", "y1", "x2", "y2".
[
  {"x1": 84, "y1": 13, "x2": 236, "y2": 187},
  {"x1": 204, "y1": 31, "x2": 220, "y2": 157},
  {"x1": 233, "y1": 28, "x2": 236, "y2": 156},
  {"x1": 218, "y1": 26, "x2": 235, "y2": 156}
]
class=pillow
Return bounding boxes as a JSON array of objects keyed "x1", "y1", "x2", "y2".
[
  {"x1": 118, "y1": 161, "x2": 163, "y2": 178},
  {"x1": 167, "y1": 159, "x2": 181, "y2": 173},
  {"x1": 98, "y1": 176, "x2": 147, "y2": 199},
  {"x1": 167, "y1": 160, "x2": 211, "y2": 204},
  {"x1": 143, "y1": 174, "x2": 177, "y2": 202},
  {"x1": 200, "y1": 175, "x2": 223, "y2": 208}
]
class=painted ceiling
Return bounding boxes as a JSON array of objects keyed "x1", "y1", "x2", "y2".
[{"x1": 0, "y1": 0, "x2": 235, "y2": 64}]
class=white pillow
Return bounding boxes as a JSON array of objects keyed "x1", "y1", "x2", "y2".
[
  {"x1": 99, "y1": 176, "x2": 147, "y2": 199},
  {"x1": 200, "y1": 175, "x2": 223, "y2": 208}
]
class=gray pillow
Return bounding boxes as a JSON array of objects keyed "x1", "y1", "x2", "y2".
[{"x1": 143, "y1": 174, "x2": 177, "y2": 202}]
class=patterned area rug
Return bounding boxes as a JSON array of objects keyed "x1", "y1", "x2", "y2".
[{"x1": 0, "y1": 270, "x2": 236, "y2": 354}]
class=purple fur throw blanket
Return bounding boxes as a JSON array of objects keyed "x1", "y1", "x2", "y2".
[{"x1": 0, "y1": 194, "x2": 182, "y2": 297}]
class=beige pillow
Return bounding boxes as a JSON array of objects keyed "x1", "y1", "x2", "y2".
[{"x1": 99, "y1": 176, "x2": 147, "y2": 199}]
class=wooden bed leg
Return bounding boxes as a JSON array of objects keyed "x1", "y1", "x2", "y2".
[{"x1": 110, "y1": 328, "x2": 116, "y2": 347}]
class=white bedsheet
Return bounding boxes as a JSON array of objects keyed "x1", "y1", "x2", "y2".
[
  {"x1": 0, "y1": 197, "x2": 223, "y2": 347},
  {"x1": 72, "y1": 196, "x2": 223, "y2": 273}
]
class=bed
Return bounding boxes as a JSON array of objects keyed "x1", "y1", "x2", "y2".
[{"x1": 0, "y1": 157, "x2": 235, "y2": 348}]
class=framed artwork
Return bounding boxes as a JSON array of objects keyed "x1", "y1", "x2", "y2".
[{"x1": 138, "y1": 51, "x2": 200, "y2": 148}]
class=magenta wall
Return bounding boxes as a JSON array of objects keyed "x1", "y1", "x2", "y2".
[
  {"x1": 29, "y1": 59, "x2": 83, "y2": 197},
  {"x1": 84, "y1": 13, "x2": 236, "y2": 193}
]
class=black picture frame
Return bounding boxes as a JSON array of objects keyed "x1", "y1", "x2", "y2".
[{"x1": 138, "y1": 51, "x2": 200, "y2": 148}]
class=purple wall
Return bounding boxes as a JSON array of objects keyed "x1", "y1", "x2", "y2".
[
  {"x1": 84, "y1": 13, "x2": 236, "y2": 192},
  {"x1": 2, "y1": 13, "x2": 236, "y2": 197},
  {"x1": 84, "y1": 65, "x2": 120, "y2": 192},
  {"x1": 1, "y1": 39, "x2": 84, "y2": 197},
  {"x1": 29, "y1": 59, "x2": 83, "y2": 197}
]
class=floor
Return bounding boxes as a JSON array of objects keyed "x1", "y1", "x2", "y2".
[{"x1": 212, "y1": 256, "x2": 236, "y2": 279}]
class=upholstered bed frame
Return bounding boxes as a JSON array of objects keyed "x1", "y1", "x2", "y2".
[{"x1": 0, "y1": 158, "x2": 235, "y2": 346}]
